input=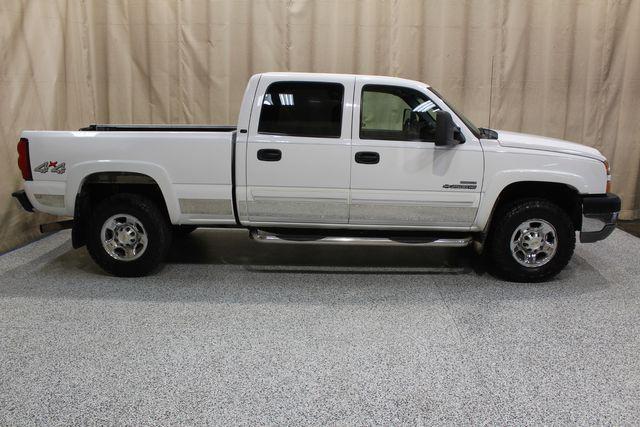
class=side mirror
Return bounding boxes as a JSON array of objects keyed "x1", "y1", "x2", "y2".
[{"x1": 435, "y1": 111, "x2": 457, "y2": 147}]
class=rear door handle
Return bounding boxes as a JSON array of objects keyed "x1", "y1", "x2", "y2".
[
  {"x1": 355, "y1": 151, "x2": 380, "y2": 164},
  {"x1": 257, "y1": 148, "x2": 282, "y2": 162}
]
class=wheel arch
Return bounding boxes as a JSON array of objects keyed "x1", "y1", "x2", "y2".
[
  {"x1": 482, "y1": 181, "x2": 582, "y2": 237},
  {"x1": 66, "y1": 161, "x2": 179, "y2": 221},
  {"x1": 69, "y1": 164, "x2": 179, "y2": 248}
]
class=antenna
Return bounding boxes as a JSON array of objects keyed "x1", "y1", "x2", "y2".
[{"x1": 488, "y1": 55, "x2": 495, "y2": 128}]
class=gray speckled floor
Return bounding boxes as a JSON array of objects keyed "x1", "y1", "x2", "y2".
[{"x1": 0, "y1": 228, "x2": 639, "y2": 425}]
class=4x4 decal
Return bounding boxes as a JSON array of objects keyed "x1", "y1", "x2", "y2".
[{"x1": 34, "y1": 161, "x2": 66, "y2": 174}]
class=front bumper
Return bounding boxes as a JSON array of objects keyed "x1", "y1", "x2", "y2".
[
  {"x1": 11, "y1": 190, "x2": 33, "y2": 212},
  {"x1": 580, "y1": 193, "x2": 620, "y2": 243}
]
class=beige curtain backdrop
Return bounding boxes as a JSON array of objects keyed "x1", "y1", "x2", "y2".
[{"x1": 1, "y1": 0, "x2": 639, "y2": 253}]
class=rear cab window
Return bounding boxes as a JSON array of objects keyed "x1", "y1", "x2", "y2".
[{"x1": 258, "y1": 82, "x2": 344, "y2": 138}]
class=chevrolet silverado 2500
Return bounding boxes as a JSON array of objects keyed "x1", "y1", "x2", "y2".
[{"x1": 12, "y1": 72, "x2": 620, "y2": 281}]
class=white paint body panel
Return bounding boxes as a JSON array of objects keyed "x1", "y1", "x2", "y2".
[
  {"x1": 243, "y1": 73, "x2": 354, "y2": 224},
  {"x1": 349, "y1": 79, "x2": 483, "y2": 228},
  {"x1": 23, "y1": 131, "x2": 236, "y2": 224},
  {"x1": 476, "y1": 138, "x2": 607, "y2": 229},
  {"x1": 20, "y1": 72, "x2": 609, "y2": 233},
  {"x1": 496, "y1": 130, "x2": 606, "y2": 162}
]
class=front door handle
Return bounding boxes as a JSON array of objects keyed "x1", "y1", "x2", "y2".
[
  {"x1": 355, "y1": 151, "x2": 380, "y2": 165},
  {"x1": 257, "y1": 148, "x2": 282, "y2": 162}
]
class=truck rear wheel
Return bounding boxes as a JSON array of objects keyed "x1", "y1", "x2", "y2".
[
  {"x1": 86, "y1": 194, "x2": 172, "y2": 277},
  {"x1": 487, "y1": 198, "x2": 575, "y2": 282}
]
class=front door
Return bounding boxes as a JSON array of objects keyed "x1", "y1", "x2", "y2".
[
  {"x1": 349, "y1": 80, "x2": 483, "y2": 228},
  {"x1": 245, "y1": 75, "x2": 354, "y2": 224}
]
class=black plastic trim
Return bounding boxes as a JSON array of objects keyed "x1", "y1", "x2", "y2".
[
  {"x1": 257, "y1": 149, "x2": 282, "y2": 162},
  {"x1": 71, "y1": 191, "x2": 89, "y2": 248},
  {"x1": 582, "y1": 193, "x2": 621, "y2": 214},
  {"x1": 580, "y1": 224, "x2": 616, "y2": 243},
  {"x1": 355, "y1": 151, "x2": 380, "y2": 164},
  {"x1": 79, "y1": 124, "x2": 237, "y2": 132},
  {"x1": 11, "y1": 190, "x2": 34, "y2": 212},
  {"x1": 230, "y1": 132, "x2": 241, "y2": 225}
]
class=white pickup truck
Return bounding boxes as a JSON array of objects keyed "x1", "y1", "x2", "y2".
[{"x1": 12, "y1": 72, "x2": 620, "y2": 281}]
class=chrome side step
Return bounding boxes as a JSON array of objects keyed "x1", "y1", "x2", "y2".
[{"x1": 250, "y1": 229, "x2": 472, "y2": 247}]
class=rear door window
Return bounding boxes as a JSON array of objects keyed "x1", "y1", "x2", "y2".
[{"x1": 258, "y1": 82, "x2": 344, "y2": 138}]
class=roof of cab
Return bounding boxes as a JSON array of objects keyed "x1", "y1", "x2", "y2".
[{"x1": 258, "y1": 72, "x2": 430, "y2": 88}]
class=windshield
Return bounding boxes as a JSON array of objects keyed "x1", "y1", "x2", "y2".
[{"x1": 427, "y1": 87, "x2": 481, "y2": 138}]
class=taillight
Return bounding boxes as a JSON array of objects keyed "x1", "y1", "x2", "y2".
[
  {"x1": 17, "y1": 137, "x2": 32, "y2": 181},
  {"x1": 604, "y1": 160, "x2": 611, "y2": 193}
]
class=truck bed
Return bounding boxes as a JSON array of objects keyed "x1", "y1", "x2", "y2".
[{"x1": 22, "y1": 128, "x2": 238, "y2": 225}]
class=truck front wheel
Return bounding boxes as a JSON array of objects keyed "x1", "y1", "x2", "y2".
[
  {"x1": 86, "y1": 194, "x2": 172, "y2": 277},
  {"x1": 487, "y1": 198, "x2": 575, "y2": 282}
]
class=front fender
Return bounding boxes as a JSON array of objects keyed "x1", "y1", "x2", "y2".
[{"x1": 475, "y1": 171, "x2": 590, "y2": 230}]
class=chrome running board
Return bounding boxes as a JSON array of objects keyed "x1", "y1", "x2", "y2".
[{"x1": 250, "y1": 229, "x2": 472, "y2": 247}]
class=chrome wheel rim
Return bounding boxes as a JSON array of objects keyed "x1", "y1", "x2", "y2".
[
  {"x1": 101, "y1": 214, "x2": 148, "y2": 261},
  {"x1": 510, "y1": 218, "x2": 557, "y2": 268}
]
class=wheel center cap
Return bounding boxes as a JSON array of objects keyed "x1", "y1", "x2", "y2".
[
  {"x1": 529, "y1": 237, "x2": 541, "y2": 249},
  {"x1": 116, "y1": 225, "x2": 137, "y2": 245},
  {"x1": 523, "y1": 231, "x2": 543, "y2": 250}
]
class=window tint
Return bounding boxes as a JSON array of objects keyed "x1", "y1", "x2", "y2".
[
  {"x1": 360, "y1": 85, "x2": 441, "y2": 142},
  {"x1": 258, "y1": 82, "x2": 344, "y2": 138}
]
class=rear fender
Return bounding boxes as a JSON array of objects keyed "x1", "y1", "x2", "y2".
[{"x1": 66, "y1": 161, "x2": 180, "y2": 223}]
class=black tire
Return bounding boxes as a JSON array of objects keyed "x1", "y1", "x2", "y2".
[
  {"x1": 172, "y1": 225, "x2": 198, "y2": 238},
  {"x1": 86, "y1": 193, "x2": 172, "y2": 277},
  {"x1": 487, "y1": 198, "x2": 575, "y2": 282}
]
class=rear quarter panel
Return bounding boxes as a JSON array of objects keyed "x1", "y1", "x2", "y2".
[{"x1": 23, "y1": 130, "x2": 235, "y2": 224}]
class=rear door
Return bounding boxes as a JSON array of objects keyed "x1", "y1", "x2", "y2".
[
  {"x1": 244, "y1": 75, "x2": 354, "y2": 224},
  {"x1": 349, "y1": 79, "x2": 483, "y2": 228}
]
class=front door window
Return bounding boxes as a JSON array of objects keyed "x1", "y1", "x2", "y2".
[{"x1": 360, "y1": 85, "x2": 441, "y2": 142}]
